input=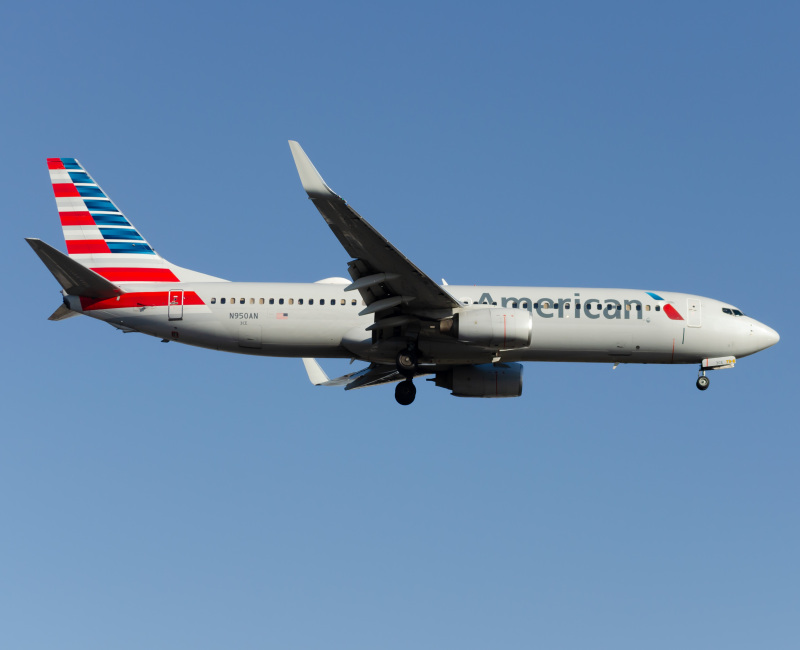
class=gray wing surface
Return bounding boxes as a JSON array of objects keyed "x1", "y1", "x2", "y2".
[
  {"x1": 289, "y1": 141, "x2": 460, "y2": 316},
  {"x1": 302, "y1": 358, "x2": 426, "y2": 391}
]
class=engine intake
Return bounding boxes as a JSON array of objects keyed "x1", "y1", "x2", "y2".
[
  {"x1": 448, "y1": 308, "x2": 532, "y2": 349},
  {"x1": 435, "y1": 363, "x2": 524, "y2": 398}
]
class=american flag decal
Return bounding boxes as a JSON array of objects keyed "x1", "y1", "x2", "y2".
[{"x1": 276, "y1": 313, "x2": 289, "y2": 319}]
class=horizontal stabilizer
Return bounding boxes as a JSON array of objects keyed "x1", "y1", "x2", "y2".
[
  {"x1": 48, "y1": 303, "x2": 79, "y2": 321},
  {"x1": 26, "y1": 238, "x2": 122, "y2": 299}
]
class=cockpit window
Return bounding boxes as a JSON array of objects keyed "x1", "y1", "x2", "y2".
[
  {"x1": 732, "y1": 309, "x2": 744, "y2": 316},
  {"x1": 722, "y1": 308, "x2": 732, "y2": 315}
]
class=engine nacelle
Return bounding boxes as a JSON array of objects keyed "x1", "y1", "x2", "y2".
[
  {"x1": 435, "y1": 363, "x2": 524, "y2": 398},
  {"x1": 451, "y1": 308, "x2": 532, "y2": 349}
]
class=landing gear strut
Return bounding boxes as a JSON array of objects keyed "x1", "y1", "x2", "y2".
[
  {"x1": 395, "y1": 378, "x2": 416, "y2": 405},
  {"x1": 696, "y1": 369, "x2": 710, "y2": 391}
]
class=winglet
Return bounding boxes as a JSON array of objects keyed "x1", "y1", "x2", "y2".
[
  {"x1": 288, "y1": 141, "x2": 336, "y2": 198},
  {"x1": 302, "y1": 358, "x2": 330, "y2": 386}
]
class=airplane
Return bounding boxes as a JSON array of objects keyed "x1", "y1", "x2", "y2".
[{"x1": 27, "y1": 142, "x2": 779, "y2": 405}]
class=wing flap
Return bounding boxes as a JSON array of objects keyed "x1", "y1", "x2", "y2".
[{"x1": 302, "y1": 358, "x2": 422, "y2": 390}]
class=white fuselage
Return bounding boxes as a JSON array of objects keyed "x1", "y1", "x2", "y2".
[{"x1": 68, "y1": 281, "x2": 779, "y2": 366}]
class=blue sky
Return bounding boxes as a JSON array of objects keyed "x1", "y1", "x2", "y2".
[{"x1": 2, "y1": 1, "x2": 798, "y2": 648}]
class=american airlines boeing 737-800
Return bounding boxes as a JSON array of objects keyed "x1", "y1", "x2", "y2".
[{"x1": 28, "y1": 142, "x2": 779, "y2": 405}]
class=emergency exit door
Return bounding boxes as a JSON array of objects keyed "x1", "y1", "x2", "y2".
[{"x1": 168, "y1": 290, "x2": 183, "y2": 320}]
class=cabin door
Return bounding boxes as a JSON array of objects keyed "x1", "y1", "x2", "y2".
[{"x1": 168, "y1": 290, "x2": 183, "y2": 320}]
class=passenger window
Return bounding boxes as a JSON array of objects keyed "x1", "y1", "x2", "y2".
[
  {"x1": 341, "y1": 299, "x2": 346, "y2": 305},
  {"x1": 298, "y1": 299, "x2": 304, "y2": 305},
  {"x1": 521, "y1": 302, "x2": 529, "y2": 309},
  {"x1": 309, "y1": 299, "x2": 314, "y2": 305},
  {"x1": 645, "y1": 305, "x2": 650, "y2": 311},
  {"x1": 351, "y1": 299, "x2": 357, "y2": 305},
  {"x1": 269, "y1": 298, "x2": 274, "y2": 305},
  {"x1": 259, "y1": 298, "x2": 264, "y2": 305},
  {"x1": 279, "y1": 298, "x2": 284, "y2": 305},
  {"x1": 534, "y1": 303, "x2": 538, "y2": 309},
  {"x1": 249, "y1": 298, "x2": 254, "y2": 304},
  {"x1": 626, "y1": 304, "x2": 631, "y2": 311},
  {"x1": 512, "y1": 302, "x2": 518, "y2": 308},
  {"x1": 565, "y1": 303, "x2": 570, "y2": 309},
  {"x1": 542, "y1": 301, "x2": 550, "y2": 309},
  {"x1": 288, "y1": 299, "x2": 294, "y2": 305},
  {"x1": 240, "y1": 298, "x2": 245, "y2": 304},
  {"x1": 221, "y1": 298, "x2": 226, "y2": 304},
  {"x1": 655, "y1": 305, "x2": 661, "y2": 311},
  {"x1": 211, "y1": 297, "x2": 216, "y2": 304},
  {"x1": 636, "y1": 305, "x2": 641, "y2": 311}
]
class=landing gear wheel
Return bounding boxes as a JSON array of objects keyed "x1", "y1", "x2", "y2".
[
  {"x1": 696, "y1": 375, "x2": 710, "y2": 391},
  {"x1": 395, "y1": 379, "x2": 416, "y2": 405},
  {"x1": 396, "y1": 349, "x2": 418, "y2": 376}
]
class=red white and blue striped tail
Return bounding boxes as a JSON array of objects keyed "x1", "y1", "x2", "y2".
[{"x1": 47, "y1": 158, "x2": 224, "y2": 285}]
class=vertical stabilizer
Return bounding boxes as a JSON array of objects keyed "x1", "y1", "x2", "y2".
[{"x1": 45, "y1": 158, "x2": 225, "y2": 284}]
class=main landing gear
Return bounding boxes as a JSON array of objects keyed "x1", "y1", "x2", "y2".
[
  {"x1": 696, "y1": 368, "x2": 710, "y2": 391},
  {"x1": 396, "y1": 348, "x2": 419, "y2": 375},
  {"x1": 395, "y1": 347, "x2": 419, "y2": 405},
  {"x1": 395, "y1": 379, "x2": 417, "y2": 405}
]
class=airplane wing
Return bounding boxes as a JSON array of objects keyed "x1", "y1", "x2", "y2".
[
  {"x1": 289, "y1": 142, "x2": 461, "y2": 319},
  {"x1": 302, "y1": 358, "x2": 427, "y2": 390}
]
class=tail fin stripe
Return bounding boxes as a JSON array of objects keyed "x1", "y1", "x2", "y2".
[
  {"x1": 107, "y1": 242, "x2": 155, "y2": 254},
  {"x1": 55, "y1": 197, "x2": 88, "y2": 211},
  {"x1": 66, "y1": 240, "x2": 111, "y2": 254},
  {"x1": 60, "y1": 212, "x2": 95, "y2": 226},
  {"x1": 83, "y1": 199, "x2": 118, "y2": 212},
  {"x1": 91, "y1": 268, "x2": 180, "y2": 282},
  {"x1": 53, "y1": 183, "x2": 81, "y2": 197},
  {"x1": 47, "y1": 158, "x2": 65, "y2": 170},
  {"x1": 99, "y1": 228, "x2": 145, "y2": 241},
  {"x1": 77, "y1": 186, "x2": 107, "y2": 198},
  {"x1": 90, "y1": 213, "x2": 130, "y2": 226}
]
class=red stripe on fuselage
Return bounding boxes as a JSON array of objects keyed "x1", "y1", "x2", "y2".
[
  {"x1": 663, "y1": 304, "x2": 684, "y2": 320},
  {"x1": 80, "y1": 291, "x2": 205, "y2": 311},
  {"x1": 91, "y1": 268, "x2": 180, "y2": 282},
  {"x1": 53, "y1": 183, "x2": 80, "y2": 197},
  {"x1": 60, "y1": 211, "x2": 95, "y2": 226},
  {"x1": 47, "y1": 158, "x2": 65, "y2": 170},
  {"x1": 66, "y1": 239, "x2": 111, "y2": 254}
]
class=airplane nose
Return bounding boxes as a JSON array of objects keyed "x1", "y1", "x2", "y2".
[{"x1": 754, "y1": 322, "x2": 780, "y2": 351}]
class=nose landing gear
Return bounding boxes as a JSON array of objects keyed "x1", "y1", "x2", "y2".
[{"x1": 696, "y1": 368, "x2": 710, "y2": 391}]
